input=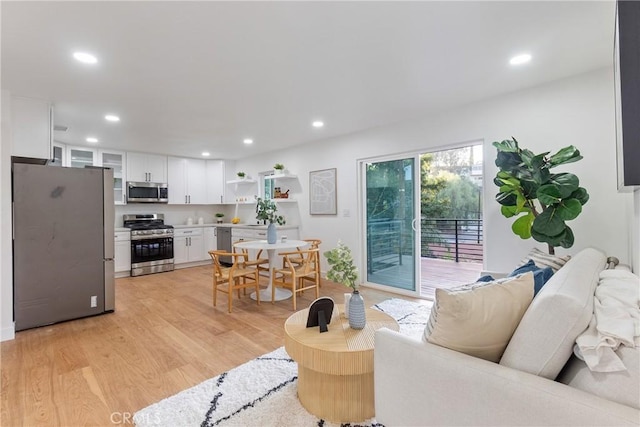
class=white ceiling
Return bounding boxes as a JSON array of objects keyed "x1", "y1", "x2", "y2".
[{"x1": 2, "y1": 1, "x2": 615, "y2": 160}]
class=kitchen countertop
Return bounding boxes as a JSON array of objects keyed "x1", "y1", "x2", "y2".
[
  {"x1": 115, "y1": 227, "x2": 130, "y2": 232},
  {"x1": 173, "y1": 223, "x2": 298, "y2": 230},
  {"x1": 221, "y1": 224, "x2": 298, "y2": 230}
]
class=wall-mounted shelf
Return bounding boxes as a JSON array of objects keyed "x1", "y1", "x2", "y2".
[
  {"x1": 272, "y1": 198, "x2": 297, "y2": 203},
  {"x1": 265, "y1": 173, "x2": 297, "y2": 180},
  {"x1": 226, "y1": 178, "x2": 257, "y2": 185}
]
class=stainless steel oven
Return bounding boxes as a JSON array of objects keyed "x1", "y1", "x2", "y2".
[{"x1": 124, "y1": 214, "x2": 174, "y2": 276}]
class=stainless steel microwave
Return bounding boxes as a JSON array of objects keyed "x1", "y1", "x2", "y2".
[{"x1": 126, "y1": 182, "x2": 168, "y2": 203}]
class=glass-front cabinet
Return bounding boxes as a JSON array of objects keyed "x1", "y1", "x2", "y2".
[
  {"x1": 50, "y1": 142, "x2": 65, "y2": 167},
  {"x1": 67, "y1": 146, "x2": 96, "y2": 169},
  {"x1": 98, "y1": 150, "x2": 126, "y2": 205},
  {"x1": 64, "y1": 146, "x2": 126, "y2": 204}
]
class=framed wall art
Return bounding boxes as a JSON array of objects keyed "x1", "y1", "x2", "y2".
[{"x1": 309, "y1": 168, "x2": 337, "y2": 215}]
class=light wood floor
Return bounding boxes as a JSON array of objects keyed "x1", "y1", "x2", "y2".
[{"x1": 1, "y1": 265, "x2": 418, "y2": 426}]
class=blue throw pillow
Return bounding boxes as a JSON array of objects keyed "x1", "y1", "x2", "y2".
[
  {"x1": 476, "y1": 275, "x2": 495, "y2": 282},
  {"x1": 509, "y1": 259, "x2": 553, "y2": 295}
]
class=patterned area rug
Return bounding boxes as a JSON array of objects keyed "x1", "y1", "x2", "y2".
[{"x1": 133, "y1": 298, "x2": 432, "y2": 427}]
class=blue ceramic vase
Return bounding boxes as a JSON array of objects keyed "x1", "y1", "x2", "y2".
[
  {"x1": 267, "y1": 222, "x2": 277, "y2": 244},
  {"x1": 348, "y1": 290, "x2": 366, "y2": 329}
]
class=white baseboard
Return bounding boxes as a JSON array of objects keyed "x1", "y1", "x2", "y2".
[{"x1": 1, "y1": 323, "x2": 15, "y2": 341}]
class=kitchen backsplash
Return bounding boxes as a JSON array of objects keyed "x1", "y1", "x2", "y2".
[{"x1": 114, "y1": 204, "x2": 234, "y2": 227}]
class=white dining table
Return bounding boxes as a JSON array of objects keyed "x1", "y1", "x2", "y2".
[{"x1": 234, "y1": 239, "x2": 309, "y2": 301}]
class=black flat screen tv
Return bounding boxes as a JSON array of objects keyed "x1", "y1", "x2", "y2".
[{"x1": 614, "y1": 0, "x2": 640, "y2": 190}]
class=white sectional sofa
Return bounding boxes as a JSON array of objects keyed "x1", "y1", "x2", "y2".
[{"x1": 374, "y1": 248, "x2": 640, "y2": 426}]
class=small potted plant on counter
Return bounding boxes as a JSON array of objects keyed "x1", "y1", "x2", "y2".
[
  {"x1": 273, "y1": 163, "x2": 285, "y2": 175},
  {"x1": 236, "y1": 171, "x2": 246, "y2": 179},
  {"x1": 215, "y1": 213, "x2": 225, "y2": 224}
]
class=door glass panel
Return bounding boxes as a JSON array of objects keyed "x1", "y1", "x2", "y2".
[{"x1": 365, "y1": 158, "x2": 416, "y2": 291}]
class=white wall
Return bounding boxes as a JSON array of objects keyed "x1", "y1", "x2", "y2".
[
  {"x1": 235, "y1": 68, "x2": 634, "y2": 275},
  {"x1": 1, "y1": 91, "x2": 15, "y2": 341}
]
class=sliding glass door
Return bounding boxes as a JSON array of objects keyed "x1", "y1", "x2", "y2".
[{"x1": 363, "y1": 156, "x2": 419, "y2": 294}]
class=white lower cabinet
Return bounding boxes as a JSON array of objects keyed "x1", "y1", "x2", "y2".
[
  {"x1": 203, "y1": 227, "x2": 217, "y2": 260},
  {"x1": 114, "y1": 231, "x2": 131, "y2": 274},
  {"x1": 174, "y1": 228, "x2": 206, "y2": 264}
]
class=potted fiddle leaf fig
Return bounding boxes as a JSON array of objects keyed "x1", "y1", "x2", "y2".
[{"x1": 493, "y1": 137, "x2": 589, "y2": 255}]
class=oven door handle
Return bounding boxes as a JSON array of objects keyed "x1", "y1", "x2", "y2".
[{"x1": 131, "y1": 235, "x2": 174, "y2": 241}]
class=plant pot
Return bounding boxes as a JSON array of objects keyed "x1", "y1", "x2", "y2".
[
  {"x1": 216, "y1": 219, "x2": 223, "y2": 224},
  {"x1": 348, "y1": 290, "x2": 366, "y2": 329}
]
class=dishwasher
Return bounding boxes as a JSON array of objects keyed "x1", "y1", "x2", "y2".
[{"x1": 216, "y1": 226, "x2": 232, "y2": 265}]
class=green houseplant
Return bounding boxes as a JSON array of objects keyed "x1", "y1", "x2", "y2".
[
  {"x1": 493, "y1": 137, "x2": 589, "y2": 255},
  {"x1": 255, "y1": 198, "x2": 285, "y2": 225},
  {"x1": 215, "y1": 212, "x2": 225, "y2": 224},
  {"x1": 324, "y1": 241, "x2": 359, "y2": 290},
  {"x1": 273, "y1": 163, "x2": 285, "y2": 173},
  {"x1": 236, "y1": 171, "x2": 246, "y2": 179},
  {"x1": 255, "y1": 197, "x2": 285, "y2": 244},
  {"x1": 324, "y1": 241, "x2": 365, "y2": 329}
]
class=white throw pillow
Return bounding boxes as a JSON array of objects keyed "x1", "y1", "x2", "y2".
[
  {"x1": 423, "y1": 273, "x2": 535, "y2": 363},
  {"x1": 519, "y1": 247, "x2": 571, "y2": 272}
]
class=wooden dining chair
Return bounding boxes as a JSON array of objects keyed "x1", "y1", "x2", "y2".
[
  {"x1": 272, "y1": 248, "x2": 320, "y2": 311},
  {"x1": 208, "y1": 250, "x2": 260, "y2": 313},
  {"x1": 233, "y1": 241, "x2": 270, "y2": 280},
  {"x1": 288, "y1": 239, "x2": 322, "y2": 287}
]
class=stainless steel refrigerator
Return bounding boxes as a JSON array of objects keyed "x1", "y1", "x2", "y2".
[{"x1": 12, "y1": 162, "x2": 115, "y2": 331}]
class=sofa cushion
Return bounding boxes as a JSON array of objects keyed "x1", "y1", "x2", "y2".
[
  {"x1": 509, "y1": 259, "x2": 554, "y2": 295},
  {"x1": 500, "y1": 248, "x2": 606, "y2": 380},
  {"x1": 423, "y1": 273, "x2": 534, "y2": 362},
  {"x1": 519, "y1": 247, "x2": 571, "y2": 272},
  {"x1": 557, "y1": 348, "x2": 640, "y2": 409}
]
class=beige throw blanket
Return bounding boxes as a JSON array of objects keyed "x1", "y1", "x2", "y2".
[{"x1": 574, "y1": 269, "x2": 640, "y2": 372}]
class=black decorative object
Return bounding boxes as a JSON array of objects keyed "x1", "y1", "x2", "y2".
[{"x1": 306, "y1": 297, "x2": 334, "y2": 333}]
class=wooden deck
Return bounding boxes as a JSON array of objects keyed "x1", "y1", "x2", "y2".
[
  {"x1": 420, "y1": 257, "x2": 483, "y2": 299},
  {"x1": 367, "y1": 255, "x2": 483, "y2": 299}
]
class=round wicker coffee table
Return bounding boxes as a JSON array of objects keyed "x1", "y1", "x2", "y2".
[{"x1": 284, "y1": 304, "x2": 399, "y2": 422}]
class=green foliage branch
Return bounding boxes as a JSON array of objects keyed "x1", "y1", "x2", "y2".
[
  {"x1": 324, "y1": 241, "x2": 359, "y2": 290},
  {"x1": 493, "y1": 137, "x2": 589, "y2": 254},
  {"x1": 255, "y1": 197, "x2": 286, "y2": 225}
]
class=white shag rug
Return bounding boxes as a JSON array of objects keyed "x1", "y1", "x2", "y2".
[{"x1": 134, "y1": 298, "x2": 432, "y2": 427}]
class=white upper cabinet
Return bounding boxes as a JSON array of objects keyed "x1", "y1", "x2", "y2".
[
  {"x1": 11, "y1": 96, "x2": 52, "y2": 160},
  {"x1": 168, "y1": 157, "x2": 206, "y2": 204},
  {"x1": 127, "y1": 152, "x2": 167, "y2": 183},
  {"x1": 206, "y1": 160, "x2": 226, "y2": 204},
  {"x1": 97, "y1": 150, "x2": 126, "y2": 205}
]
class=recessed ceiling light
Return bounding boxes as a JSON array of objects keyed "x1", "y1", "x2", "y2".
[
  {"x1": 243, "y1": 139, "x2": 253, "y2": 144},
  {"x1": 312, "y1": 120, "x2": 324, "y2": 128},
  {"x1": 86, "y1": 137, "x2": 98, "y2": 143},
  {"x1": 105, "y1": 114, "x2": 120, "y2": 122},
  {"x1": 202, "y1": 151, "x2": 210, "y2": 157},
  {"x1": 509, "y1": 53, "x2": 532, "y2": 66},
  {"x1": 73, "y1": 52, "x2": 98, "y2": 64}
]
